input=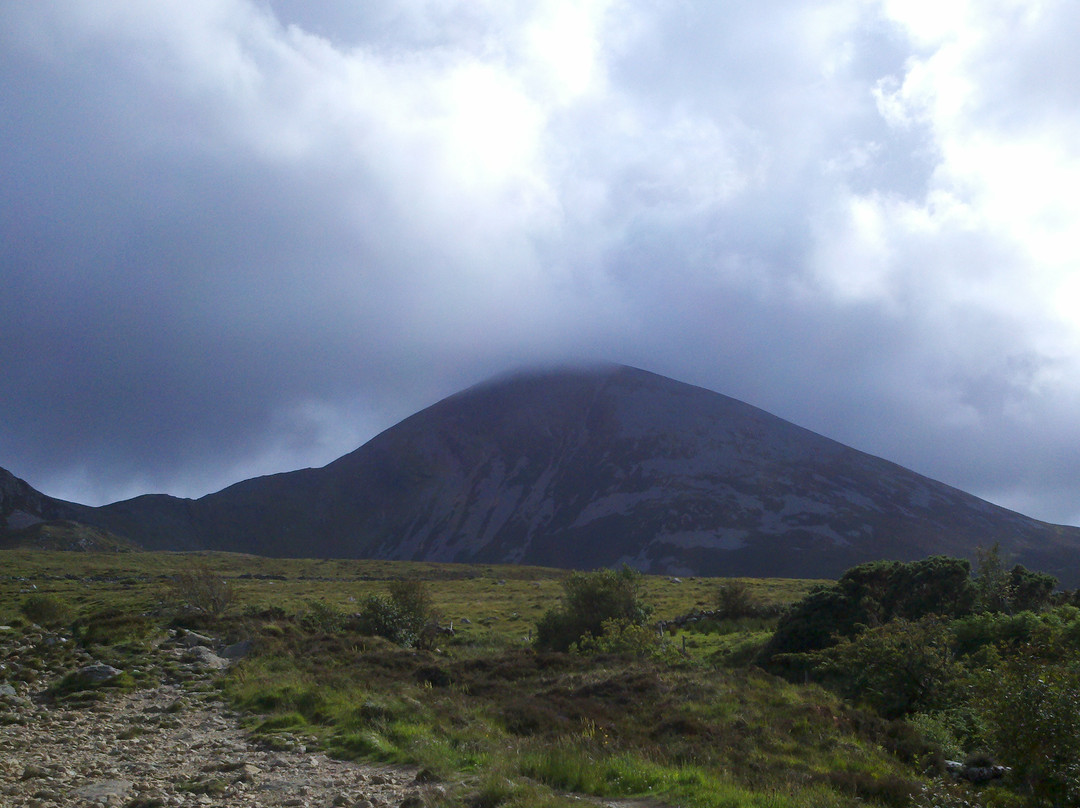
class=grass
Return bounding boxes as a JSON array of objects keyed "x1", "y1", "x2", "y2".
[{"x1": 0, "y1": 549, "x2": 919, "y2": 808}]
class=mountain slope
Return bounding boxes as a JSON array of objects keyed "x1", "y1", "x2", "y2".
[
  {"x1": 0, "y1": 467, "x2": 80, "y2": 532},
  {"x1": 59, "y1": 364, "x2": 1080, "y2": 583},
  {"x1": 0, "y1": 468, "x2": 136, "y2": 551}
]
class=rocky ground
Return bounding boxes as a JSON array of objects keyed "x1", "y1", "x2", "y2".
[{"x1": 0, "y1": 625, "x2": 428, "y2": 808}]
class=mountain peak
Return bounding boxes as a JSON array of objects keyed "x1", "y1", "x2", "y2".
[{"x1": 9, "y1": 367, "x2": 1080, "y2": 583}]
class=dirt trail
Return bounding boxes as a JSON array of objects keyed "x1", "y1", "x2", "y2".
[{"x1": 0, "y1": 627, "x2": 425, "y2": 808}]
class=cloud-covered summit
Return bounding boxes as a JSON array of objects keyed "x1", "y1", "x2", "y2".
[{"x1": 3, "y1": 1, "x2": 1079, "y2": 526}]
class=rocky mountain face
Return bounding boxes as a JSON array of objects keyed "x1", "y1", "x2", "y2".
[{"x1": 6, "y1": 365, "x2": 1080, "y2": 582}]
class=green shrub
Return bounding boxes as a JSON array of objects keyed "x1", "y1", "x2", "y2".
[
  {"x1": 761, "y1": 556, "x2": 974, "y2": 669},
  {"x1": 573, "y1": 618, "x2": 680, "y2": 662},
  {"x1": 351, "y1": 579, "x2": 432, "y2": 647},
  {"x1": 301, "y1": 600, "x2": 347, "y2": 633},
  {"x1": 975, "y1": 645, "x2": 1080, "y2": 806},
  {"x1": 535, "y1": 567, "x2": 653, "y2": 652},
  {"x1": 20, "y1": 593, "x2": 71, "y2": 628},
  {"x1": 167, "y1": 564, "x2": 234, "y2": 617},
  {"x1": 972, "y1": 544, "x2": 1056, "y2": 614},
  {"x1": 714, "y1": 580, "x2": 759, "y2": 618},
  {"x1": 907, "y1": 712, "x2": 964, "y2": 760},
  {"x1": 805, "y1": 617, "x2": 965, "y2": 718},
  {"x1": 74, "y1": 608, "x2": 154, "y2": 645}
]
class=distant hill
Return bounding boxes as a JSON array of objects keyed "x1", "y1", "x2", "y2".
[
  {"x1": 5, "y1": 365, "x2": 1080, "y2": 582},
  {"x1": 0, "y1": 520, "x2": 138, "y2": 552},
  {"x1": 0, "y1": 469, "x2": 134, "y2": 552}
]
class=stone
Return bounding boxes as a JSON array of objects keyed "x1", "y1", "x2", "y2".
[
  {"x1": 72, "y1": 778, "x2": 133, "y2": 801},
  {"x1": 221, "y1": 640, "x2": 253, "y2": 660},
  {"x1": 76, "y1": 663, "x2": 123, "y2": 683},
  {"x1": 185, "y1": 647, "x2": 229, "y2": 670},
  {"x1": 180, "y1": 631, "x2": 216, "y2": 649},
  {"x1": 0, "y1": 683, "x2": 17, "y2": 697}
]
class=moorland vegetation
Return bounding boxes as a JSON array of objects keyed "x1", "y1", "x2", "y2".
[{"x1": 2, "y1": 547, "x2": 1079, "y2": 807}]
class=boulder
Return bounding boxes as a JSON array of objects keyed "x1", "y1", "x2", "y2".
[{"x1": 76, "y1": 663, "x2": 122, "y2": 683}]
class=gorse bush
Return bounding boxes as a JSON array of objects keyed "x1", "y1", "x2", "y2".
[
  {"x1": 534, "y1": 566, "x2": 653, "y2": 652},
  {"x1": 20, "y1": 593, "x2": 71, "y2": 628}
]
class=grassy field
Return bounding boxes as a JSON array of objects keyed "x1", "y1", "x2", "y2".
[{"x1": 1, "y1": 550, "x2": 934, "y2": 808}]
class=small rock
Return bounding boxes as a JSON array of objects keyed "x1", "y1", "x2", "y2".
[
  {"x1": 185, "y1": 647, "x2": 229, "y2": 670},
  {"x1": 72, "y1": 778, "x2": 134, "y2": 801},
  {"x1": 0, "y1": 683, "x2": 17, "y2": 697},
  {"x1": 235, "y1": 763, "x2": 262, "y2": 783},
  {"x1": 76, "y1": 663, "x2": 123, "y2": 683},
  {"x1": 180, "y1": 631, "x2": 216, "y2": 649}
]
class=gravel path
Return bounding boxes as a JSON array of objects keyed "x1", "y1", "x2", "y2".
[{"x1": 0, "y1": 627, "x2": 426, "y2": 808}]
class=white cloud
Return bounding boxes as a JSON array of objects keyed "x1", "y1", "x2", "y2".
[{"x1": 3, "y1": 0, "x2": 1080, "y2": 525}]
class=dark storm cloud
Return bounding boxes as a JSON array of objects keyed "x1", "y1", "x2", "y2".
[{"x1": 2, "y1": 1, "x2": 1079, "y2": 527}]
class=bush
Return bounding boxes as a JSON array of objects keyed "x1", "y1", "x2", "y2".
[
  {"x1": 714, "y1": 580, "x2": 759, "y2": 618},
  {"x1": 573, "y1": 618, "x2": 679, "y2": 662},
  {"x1": 167, "y1": 564, "x2": 234, "y2": 617},
  {"x1": 761, "y1": 556, "x2": 974, "y2": 668},
  {"x1": 806, "y1": 617, "x2": 965, "y2": 718},
  {"x1": 74, "y1": 608, "x2": 154, "y2": 645},
  {"x1": 20, "y1": 593, "x2": 72, "y2": 628},
  {"x1": 534, "y1": 567, "x2": 653, "y2": 652},
  {"x1": 301, "y1": 600, "x2": 347, "y2": 633},
  {"x1": 351, "y1": 579, "x2": 432, "y2": 647},
  {"x1": 973, "y1": 544, "x2": 1057, "y2": 614},
  {"x1": 975, "y1": 646, "x2": 1080, "y2": 805}
]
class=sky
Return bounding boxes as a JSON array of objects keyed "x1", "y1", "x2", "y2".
[{"x1": 2, "y1": 1, "x2": 1079, "y2": 527}]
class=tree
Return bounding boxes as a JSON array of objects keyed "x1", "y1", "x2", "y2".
[
  {"x1": 1007, "y1": 565, "x2": 1056, "y2": 613},
  {"x1": 971, "y1": 544, "x2": 1056, "y2": 614},
  {"x1": 973, "y1": 543, "x2": 1012, "y2": 613},
  {"x1": 534, "y1": 567, "x2": 653, "y2": 652}
]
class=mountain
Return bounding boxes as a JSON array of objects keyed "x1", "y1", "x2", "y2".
[
  {"x1": 1, "y1": 467, "x2": 80, "y2": 531},
  {"x1": 0, "y1": 468, "x2": 134, "y2": 551},
  {"x1": 5, "y1": 365, "x2": 1080, "y2": 582}
]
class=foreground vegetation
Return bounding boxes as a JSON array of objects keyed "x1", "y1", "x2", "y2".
[{"x1": 2, "y1": 548, "x2": 1077, "y2": 807}]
